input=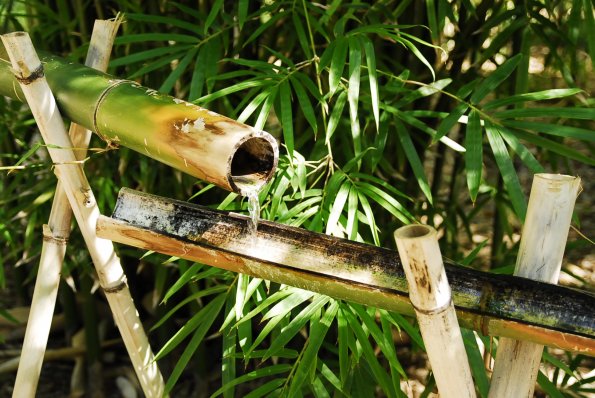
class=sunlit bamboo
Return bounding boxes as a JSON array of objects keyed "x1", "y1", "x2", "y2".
[
  {"x1": 394, "y1": 225, "x2": 476, "y2": 398},
  {"x1": 1, "y1": 32, "x2": 165, "y2": 397},
  {"x1": 489, "y1": 173, "x2": 581, "y2": 398}
]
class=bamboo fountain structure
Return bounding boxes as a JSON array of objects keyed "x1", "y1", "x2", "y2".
[{"x1": 0, "y1": 35, "x2": 593, "y2": 396}]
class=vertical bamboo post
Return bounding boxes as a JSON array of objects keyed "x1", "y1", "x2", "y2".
[
  {"x1": 1, "y1": 32, "x2": 165, "y2": 397},
  {"x1": 12, "y1": 19, "x2": 121, "y2": 398},
  {"x1": 394, "y1": 225, "x2": 476, "y2": 398},
  {"x1": 488, "y1": 173, "x2": 580, "y2": 398}
]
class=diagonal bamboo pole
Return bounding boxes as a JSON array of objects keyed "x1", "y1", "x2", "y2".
[
  {"x1": 11, "y1": 18, "x2": 122, "y2": 398},
  {"x1": 395, "y1": 225, "x2": 476, "y2": 398},
  {"x1": 96, "y1": 188, "x2": 595, "y2": 355},
  {"x1": 488, "y1": 174, "x2": 581, "y2": 398},
  {"x1": 1, "y1": 32, "x2": 166, "y2": 397}
]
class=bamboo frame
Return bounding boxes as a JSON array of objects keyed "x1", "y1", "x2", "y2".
[
  {"x1": 489, "y1": 174, "x2": 581, "y2": 398},
  {"x1": 11, "y1": 19, "x2": 121, "y2": 397},
  {"x1": 1, "y1": 32, "x2": 165, "y2": 397},
  {"x1": 0, "y1": 45, "x2": 278, "y2": 194},
  {"x1": 96, "y1": 188, "x2": 595, "y2": 355},
  {"x1": 394, "y1": 225, "x2": 475, "y2": 398}
]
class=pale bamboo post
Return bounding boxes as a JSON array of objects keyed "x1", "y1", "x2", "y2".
[
  {"x1": 11, "y1": 19, "x2": 122, "y2": 398},
  {"x1": 1, "y1": 32, "x2": 166, "y2": 397},
  {"x1": 488, "y1": 173, "x2": 580, "y2": 398},
  {"x1": 394, "y1": 225, "x2": 476, "y2": 398}
]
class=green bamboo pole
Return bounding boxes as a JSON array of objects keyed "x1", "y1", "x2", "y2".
[
  {"x1": 97, "y1": 188, "x2": 595, "y2": 356},
  {"x1": 0, "y1": 44, "x2": 278, "y2": 195}
]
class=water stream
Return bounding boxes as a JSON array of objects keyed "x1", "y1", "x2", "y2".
[{"x1": 246, "y1": 189, "x2": 260, "y2": 234}]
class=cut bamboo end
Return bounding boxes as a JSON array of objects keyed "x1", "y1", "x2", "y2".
[
  {"x1": 394, "y1": 225, "x2": 476, "y2": 398},
  {"x1": 393, "y1": 225, "x2": 450, "y2": 312},
  {"x1": 229, "y1": 131, "x2": 278, "y2": 195},
  {"x1": 489, "y1": 173, "x2": 581, "y2": 398}
]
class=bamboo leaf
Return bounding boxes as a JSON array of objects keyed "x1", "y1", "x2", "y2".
[
  {"x1": 293, "y1": 12, "x2": 312, "y2": 59},
  {"x1": 357, "y1": 191, "x2": 380, "y2": 245},
  {"x1": 537, "y1": 371, "x2": 565, "y2": 398},
  {"x1": 244, "y1": 10, "x2": 290, "y2": 47},
  {"x1": 348, "y1": 37, "x2": 362, "y2": 160},
  {"x1": 126, "y1": 13, "x2": 203, "y2": 34},
  {"x1": 461, "y1": 329, "x2": 490, "y2": 398},
  {"x1": 243, "y1": 379, "x2": 285, "y2": 398},
  {"x1": 165, "y1": 293, "x2": 226, "y2": 393},
  {"x1": 262, "y1": 295, "x2": 331, "y2": 362},
  {"x1": 204, "y1": 0, "x2": 224, "y2": 34},
  {"x1": 156, "y1": 292, "x2": 225, "y2": 361},
  {"x1": 255, "y1": 85, "x2": 279, "y2": 130},
  {"x1": 162, "y1": 263, "x2": 202, "y2": 303},
  {"x1": 498, "y1": 127, "x2": 544, "y2": 173},
  {"x1": 470, "y1": 54, "x2": 522, "y2": 104},
  {"x1": 329, "y1": 37, "x2": 348, "y2": 96},
  {"x1": 502, "y1": 120, "x2": 595, "y2": 142},
  {"x1": 262, "y1": 289, "x2": 315, "y2": 321},
  {"x1": 210, "y1": 364, "x2": 292, "y2": 398},
  {"x1": 159, "y1": 47, "x2": 198, "y2": 94},
  {"x1": 435, "y1": 103, "x2": 469, "y2": 142},
  {"x1": 395, "y1": 120, "x2": 433, "y2": 204},
  {"x1": 238, "y1": 0, "x2": 249, "y2": 29},
  {"x1": 361, "y1": 35, "x2": 380, "y2": 131},
  {"x1": 346, "y1": 185, "x2": 359, "y2": 241},
  {"x1": 237, "y1": 90, "x2": 270, "y2": 123},
  {"x1": 196, "y1": 79, "x2": 274, "y2": 105},
  {"x1": 399, "y1": 37, "x2": 435, "y2": 80},
  {"x1": 394, "y1": 78, "x2": 452, "y2": 108},
  {"x1": 513, "y1": 130, "x2": 595, "y2": 165},
  {"x1": 290, "y1": 76, "x2": 318, "y2": 134},
  {"x1": 495, "y1": 107, "x2": 595, "y2": 120},
  {"x1": 110, "y1": 45, "x2": 193, "y2": 67},
  {"x1": 115, "y1": 33, "x2": 199, "y2": 44},
  {"x1": 326, "y1": 90, "x2": 348, "y2": 143},
  {"x1": 288, "y1": 300, "x2": 339, "y2": 396},
  {"x1": 485, "y1": 122, "x2": 527, "y2": 220},
  {"x1": 325, "y1": 181, "x2": 351, "y2": 235},
  {"x1": 279, "y1": 80, "x2": 295, "y2": 156},
  {"x1": 341, "y1": 305, "x2": 397, "y2": 397},
  {"x1": 465, "y1": 110, "x2": 483, "y2": 203},
  {"x1": 484, "y1": 88, "x2": 583, "y2": 110}
]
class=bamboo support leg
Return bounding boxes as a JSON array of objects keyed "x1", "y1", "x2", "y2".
[
  {"x1": 394, "y1": 225, "x2": 476, "y2": 398},
  {"x1": 488, "y1": 173, "x2": 580, "y2": 398},
  {"x1": 1, "y1": 32, "x2": 165, "y2": 397},
  {"x1": 12, "y1": 19, "x2": 121, "y2": 398}
]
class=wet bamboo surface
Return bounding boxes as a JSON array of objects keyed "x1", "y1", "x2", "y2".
[{"x1": 97, "y1": 188, "x2": 595, "y2": 355}]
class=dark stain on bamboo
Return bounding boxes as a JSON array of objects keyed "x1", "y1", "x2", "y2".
[{"x1": 108, "y1": 188, "x2": 595, "y2": 342}]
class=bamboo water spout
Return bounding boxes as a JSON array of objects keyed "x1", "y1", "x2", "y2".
[
  {"x1": 0, "y1": 44, "x2": 278, "y2": 194},
  {"x1": 97, "y1": 188, "x2": 595, "y2": 355}
]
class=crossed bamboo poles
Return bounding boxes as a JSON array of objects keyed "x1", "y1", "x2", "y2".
[{"x1": 2, "y1": 21, "x2": 166, "y2": 397}]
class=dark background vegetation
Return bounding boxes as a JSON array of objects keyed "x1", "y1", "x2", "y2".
[{"x1": 0, "y1": 0, "x2": 593, "y2": 396}]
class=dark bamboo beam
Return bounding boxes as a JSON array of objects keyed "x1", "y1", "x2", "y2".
[{"x1": 97, "y1": 188, "x2": 595, "y2": 356}]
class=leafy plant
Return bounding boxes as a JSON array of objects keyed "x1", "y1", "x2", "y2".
[{"x1": 0, "y1": 0, "x2": 593, "y2": 396}]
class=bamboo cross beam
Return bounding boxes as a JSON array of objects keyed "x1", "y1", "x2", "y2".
[
  {"x1": 12, "y1": 18, "x2": 122, "y2": 398},
  {"x1": 1, "y1": 33, "x2": 166, "y2": 397},
  {"x1": 97, "y1": 188, "x2": 595, "y2": 355}
]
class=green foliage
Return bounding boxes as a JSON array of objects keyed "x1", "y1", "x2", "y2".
[{"x1": 1, "y1": 0, "x2": 593, "y2": 396}]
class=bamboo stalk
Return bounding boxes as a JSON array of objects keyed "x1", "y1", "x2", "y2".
[
  {"x1": 96, "y1": 188, "x2": 595, "y2": 355},
  {"x1": 0, "y1": 45, "x2": 278, "y2": 194},
  {"x1": 1, "y1": 32, "x2": 165, "y2": 397},
  {"x1": 12, "y1": 18, "x2": 121, "y2": 398},
  {"x1": 394, "y1": 225, "x2": 476, "y2": 398},
  {"x1": 489, "y1": 174, "x2": 581, "y2": 398}
]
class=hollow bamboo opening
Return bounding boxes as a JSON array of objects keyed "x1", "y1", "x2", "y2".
[
  {"x1": 229, "y1": 133, "x2": 278, "y2": 195},
  {"x1": 394, "y1": 224, "x2": 433, "y2": 240}
]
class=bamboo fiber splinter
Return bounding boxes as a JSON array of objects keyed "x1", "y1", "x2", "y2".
[
  {"x1": 394, "y1": 225, "x2": 476, "y2": 398},
  {"x1": 489, "y1": 173, "x2": 581, "y2": 398},
  {"x1": 12, "y1": 19, "x2": 122, "y2": 398},
  {"x1": 1, "y1": 32, "x2": 165, "y2": 397},
  {"x1": 0, "y1": 43, "x2": 278, "y2": 194}
]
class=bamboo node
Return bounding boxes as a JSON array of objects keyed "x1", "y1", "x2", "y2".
[
  {"x1": 411, "y1": 299, "x2": 453, "y2": 316},
  {"x1": 13, "y1": 63, "x2": 44, "y2": 84},
  {"x1": 103, "y1": 280, "x2": 127, "y2": 294}
]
